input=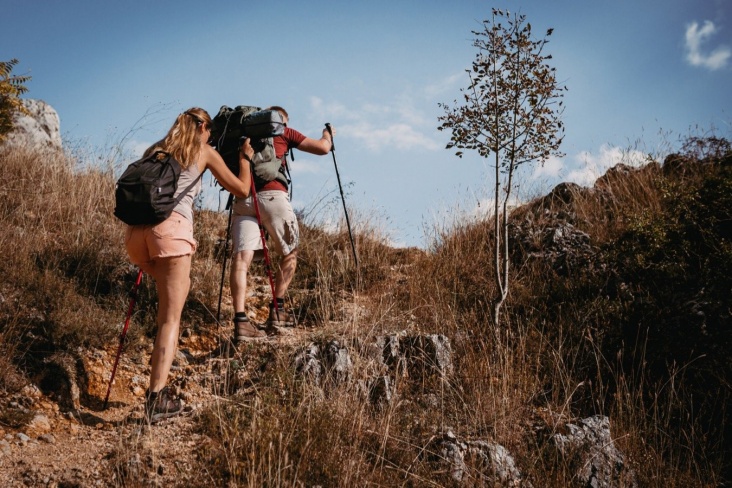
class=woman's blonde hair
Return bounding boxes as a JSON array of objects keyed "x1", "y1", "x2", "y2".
[{"x1": 144, "y1": 107, "x2": 212, "y2": 169}]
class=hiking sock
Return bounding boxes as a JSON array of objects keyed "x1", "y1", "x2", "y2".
[
  {"x1": 145, "y1": 389, "x2": 158, "y2": 409},
  {"x1": 270, "y1": 298, "x2": 285, "y2": 310},
  {"x1": 144, "y1": 389, "x2": 161, "y2": 419}
]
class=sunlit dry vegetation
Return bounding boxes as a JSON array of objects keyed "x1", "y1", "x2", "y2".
[{"x1": 0, "y1": 133, "x2": 730, "y2": 486}]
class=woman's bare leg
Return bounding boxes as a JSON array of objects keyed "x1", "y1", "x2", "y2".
[{"x1": 148, "y1": 254, "x2": 191, "y2": 393}]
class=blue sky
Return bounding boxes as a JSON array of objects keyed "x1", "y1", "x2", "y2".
[{"x1": 4, "y1": 0, "x2": 731, "y2": 247}]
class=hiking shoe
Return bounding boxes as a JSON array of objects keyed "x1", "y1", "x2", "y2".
[
  {"x1": 234, "y1": 316, "x2": 266, "y2": 343},
  {"x1": 144, "y1": 386, "x2": 183, "y2": 423},
  {"x1": 266, "y1": 305, "x2": 296, "y2": 327}
]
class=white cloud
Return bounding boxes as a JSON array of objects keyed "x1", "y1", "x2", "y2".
[
  {"x1": 344, "y1": 121, "x2": 441, "y2": 152},
  {"x1": 362, "y1": 95, "x2": 431, "y2": 126},
  {"x1": 531, "y1": 155, "x2": 565, "y2": 180},
  {"x1": 471, "y1": 195, "x2": 522, "y2": 219},
  {"x1": 684, "y1": 20, "x2": 731, "y2": 70},
  {"x1": 529, "y1": 145, "x2": 648, "y2": 187},
  {"x1": 565, "y1": 144, "x2": 647, "y2": 186},
  {"x1": 310, "y1": 86, "x2": 447, "y2": 153}
]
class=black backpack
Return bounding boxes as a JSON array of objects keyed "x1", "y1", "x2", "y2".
[
  {"x1": 114, "y1": 151, "x2": 200, "y2": 226},
  {"x1": 210, "y1": 105, "x2": 290, "y2": 190}
]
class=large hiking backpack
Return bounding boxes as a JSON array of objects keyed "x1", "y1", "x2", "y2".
[
  {"x1": 210, "y1": 105, "x2": 289, "y2": 190},
  {"x1": 114, "y1": 151, "x2": 199, "y2": 226}
]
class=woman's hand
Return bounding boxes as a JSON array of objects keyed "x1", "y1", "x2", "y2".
[{"x1": 240, "y1": 138, "x2": 254, "y2": 162}]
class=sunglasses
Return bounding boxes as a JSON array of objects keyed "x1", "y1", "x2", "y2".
[{"x1": 183, "y1": 111, "x2": 213, "y2": 130}]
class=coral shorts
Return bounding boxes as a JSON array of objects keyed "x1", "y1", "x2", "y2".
[{"x1": 125, "y1": 212, "x2": 197, "y2": 268}]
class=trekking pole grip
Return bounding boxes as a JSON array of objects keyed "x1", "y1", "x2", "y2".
[{"x1": 325, "y1": 123, "x2": 335, "y2": 151}]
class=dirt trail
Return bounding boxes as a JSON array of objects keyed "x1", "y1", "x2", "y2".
[
  {"x1": 0, "y1": 248, "x2": 418, "y2": 486},
  {"x1": 0, "y1": 323, "x2": 311, "y2": 487}
]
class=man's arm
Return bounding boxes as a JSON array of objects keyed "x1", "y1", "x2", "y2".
[{"x1": 295, "y1": 126, "x2": 335, "y2": 155}]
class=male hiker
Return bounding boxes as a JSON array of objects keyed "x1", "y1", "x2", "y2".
[{"x1": 229, "y1": 106, "x2": 335, "y2": 341}]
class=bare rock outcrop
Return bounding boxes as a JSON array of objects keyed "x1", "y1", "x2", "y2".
[
  {"x1": 293, "y1": 339, "x2": 353, "y2": 389},
  {"x1": 428, "y1": 430, "x2": 532, "y2": 486},
  {"x1": 4, "y1": 99, "x2": 62, "y2": 150},
  {"x1": 552, "y1": 415, "x2": 637, "y2": 488}
]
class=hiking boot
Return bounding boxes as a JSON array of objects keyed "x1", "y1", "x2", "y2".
[
  {"x1": 266, "y1": 305, "x2": 296, "y2": 328},
  {"x1": 144, "y1": 386, "x2": 183, "y2": 423},
  {"x1": 234, "y1": 316, "x2": 266, "y2": 343}
]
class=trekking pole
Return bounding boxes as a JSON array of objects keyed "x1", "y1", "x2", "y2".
[
  {"x1": 325, "y1": 123, "x2": 358, "y2": 268},
  {"x1": 216, "y1": 193, "x2": 234, "y2": 325},
  {"x1": 104, "y1": 269, "x2": 144, "y2": 409},
  {"x1": 249, "y1": 165, "x2": 280, "y2": 319}
]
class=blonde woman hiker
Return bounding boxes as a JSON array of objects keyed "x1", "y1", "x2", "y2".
[{"x1": 124, "y1": 107, "x2": 253, "y2": 422}]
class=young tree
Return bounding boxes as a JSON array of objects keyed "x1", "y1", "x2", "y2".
[
  {"x1": 438, "y1": 9, "x2": 566, "y2": 327},
  {"x1": 0, "y1": 59, "x2": 31, "y2": 143}
]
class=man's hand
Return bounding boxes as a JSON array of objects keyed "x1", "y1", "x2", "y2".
[{"x1": 323, "y1": 125, "x2": 336, "y2": 139}]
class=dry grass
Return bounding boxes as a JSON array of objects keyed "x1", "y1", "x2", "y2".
[
  {"x1": 0, "y1": 145, "x2": 133, "y2": 353},
  {"x1": 0, "y1": 136, "x2": 730, "y2": 486}
]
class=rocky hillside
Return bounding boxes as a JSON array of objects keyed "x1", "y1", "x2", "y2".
[{"x1": 0, "y1": 107, "x2": 730, "y2": 486}]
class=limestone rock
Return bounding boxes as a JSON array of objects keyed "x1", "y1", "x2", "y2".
[
  {"x1": 553, "y1": 415, "x2": 637, "y2": 488},
  {"x1": 429, "y1": 430, "x2": 531, "y2": 486},
  {"x1": 5, "y1": 99, "x2": 62, "y2": 150}
]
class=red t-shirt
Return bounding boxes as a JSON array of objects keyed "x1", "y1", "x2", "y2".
[{"x1": 259, "y1": 127, "x2": 306, "y2": 192}]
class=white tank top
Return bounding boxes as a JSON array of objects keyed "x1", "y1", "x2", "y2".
[{"x1": 172, "y1": 163, "x2": 202, "y2": 222}]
